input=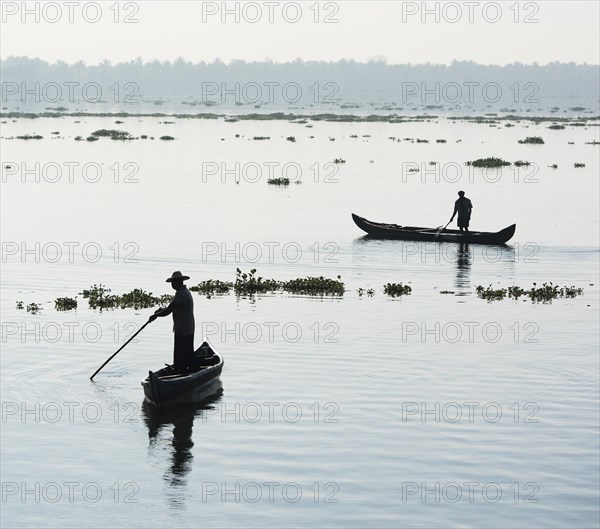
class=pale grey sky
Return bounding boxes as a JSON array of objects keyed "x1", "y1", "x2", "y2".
[{"x1": 1, "y1": 1, "x2": 599, "y2": 65}]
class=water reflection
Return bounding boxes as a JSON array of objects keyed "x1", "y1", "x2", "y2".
[
  {"x1": 351, "y1": 237, "x2": 516, "y2": 299},
  {"x1": 142, "y1": 381, "x2": 223, "y2": 510},
  {"x1": 454, "y1": 243, "x2": 472, "y2": 296}
]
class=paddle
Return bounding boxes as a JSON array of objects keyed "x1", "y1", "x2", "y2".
[
  {"x1": 435, "y1": 220, "x2": 452, "y2": 238},
  {"x1": 90, "y1": 320, "x2": 151, "y2": 380}
]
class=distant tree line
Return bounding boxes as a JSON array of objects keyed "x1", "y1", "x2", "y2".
[{"x1": 1, "y1": 57, "x2": 598, "y2": 101}]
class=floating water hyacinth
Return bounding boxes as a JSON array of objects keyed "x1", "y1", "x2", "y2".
[
  {"x1": 383, "y1": 283, "x2": 412, "y2": 297},
  {"x1": 267, "y1": 177, "x2": 291, "y2": 186},
  {"x1": 281, "y1": 275, "x2": 344, "y2": 296},
  {"x1": 357, "y1": 288, "x2": 375, "y2": 297},
  {"x1": 91, "y1": 129, "x2": 132, "y2": 140},
  {"x1": 80, "y1": 285, "x2": 172, "y2": 310},
  {"x1": 190, "y1": 280, "x2": 234, "y2": 298},
  {"x1": 477, "y1": 283, "x2": 584, "y2": 303},
  {"x1": 81, "y1": 284, "x2": 119, "y2": 309},
  {"x1": 518, "y1": 136, "x2": 545, "y2": 144},
  {"x1": 55, "y1": 297, "x2": 77, "y2": 311},
  {"x1": 466, "y1": 157, "x2": 511, "y2": 168},
  {"x1": 27, "y1": 303, "x2": 42, "y2": 314},
  {"x1": 15, "y1": 134, "x2": 43, "y2": 140},
  {"x1": 234, "y1": 269, "x2": 280, "y2": 296}
]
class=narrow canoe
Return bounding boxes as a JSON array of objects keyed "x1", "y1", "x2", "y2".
[
  {"x1": 141, "y1": 340, "x2": 224, "y2": 408},
  {"x1": 352, "y1": 214, "x2": 516, "y2": 244}
]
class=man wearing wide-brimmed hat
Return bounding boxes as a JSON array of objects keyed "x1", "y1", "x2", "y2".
[{"x1": 149, "y1": 271, "x2": 199, "y2": 373}]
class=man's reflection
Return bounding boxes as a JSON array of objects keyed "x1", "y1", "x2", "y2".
[
  {"x1": 142, "y1": 381, "x2": 223, "y2": 509},
  {"x1": 454, "y1": 243, "x2": 471, "y2": 296}
]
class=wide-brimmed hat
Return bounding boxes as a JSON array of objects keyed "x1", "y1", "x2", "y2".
[{"x1": 166, "y1": 271, "x2": 190, "y2": 283}]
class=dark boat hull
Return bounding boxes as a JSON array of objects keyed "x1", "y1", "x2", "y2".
[
  {"x1": 141, "y1": 341, "x2": 224, "y2": 408},
  {"x1": 352, "y1": 214, "x2": 515, "y2": 244}
]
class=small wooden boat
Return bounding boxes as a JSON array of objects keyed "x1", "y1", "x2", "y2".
[
  {"x1": 142, "y1": 341, "x2": 224, "y2": 408},
  {"x1": 352, "y1": 213, "x2": 516, "y2": 244}
]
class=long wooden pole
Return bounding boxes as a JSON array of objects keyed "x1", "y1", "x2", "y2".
[{"x1": 90, "y1": 320, "x2": 151, "y2": 380}]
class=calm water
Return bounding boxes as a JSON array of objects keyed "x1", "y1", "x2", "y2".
[{"x1": 1, "y1": 115, "x2": 599, "y2": 528}]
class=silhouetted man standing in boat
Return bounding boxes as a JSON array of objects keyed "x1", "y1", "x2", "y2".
[
  {"x1": 450, "y1": 191, "x2": 473, "y2": 232},
  {"x1": 149, "y1": 271, "x2": 199, "y2": 373}
]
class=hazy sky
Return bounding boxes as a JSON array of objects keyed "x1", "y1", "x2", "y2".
[{"x1": 1, "y1": 1, "x2": 599, "y2": 65}]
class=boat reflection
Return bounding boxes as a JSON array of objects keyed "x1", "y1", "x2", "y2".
[{"x1": 142, "y1": 380, "x2": 223, "y2": 509}]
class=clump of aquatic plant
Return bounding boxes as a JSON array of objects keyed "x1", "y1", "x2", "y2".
[
  {"x1": 190, "y1": 280, "x2": 234, "y2": 298},
  {"x1": 160, "y1": 135, "x2": 175, "y2": 140},
  {"x1": 80, "y1": 284, "x2": 172, "y2": 309},
  {"x1": 549, "y1": 164, "x2": 558, "y2": 169},
  {"x1": 286, "y1": 136, "x2": 296, "y2": 142},
  {"x1": 27, "y1": 303, "x2": 42, "y2": 314},
  {"x1": 478, "y1": 283, "x2": 584, "y2": 303},
  {"x1": 156, "y1": 294, "x2": 173, "y2": 306},
  {"x1": 16, "y1": 301, "x2": 24, "y2": 309},
  {"x1": 574, "y1": 163, "x2": 586, "y2": 168},
  {"x1": 513, "y1": 160, "x2": 531, "y2": 166},
  {"x1": 548, "y1": 125, "x2": 565, "y2": 130},
  {"x1": 234, "y1": 269, "x2": 280, "y2": 296},
  {"x1": 55, "y1": 297, "x2": 77, "y2": 311},
  {"x1": 466, "y1": 157, "x2": 511, "y2": 168},
  {"x1": 436, "y1": 139, "x2": 447, "y2": 143},
  {"x1": 16, "y1": 134, "x2": 43, "y2": 140},
  {"x1": 333, "y1": 158, "x2": 346, "y2": 164},
  {"x1": 81, "y1": 284, "x2": 120, "y2": 310},
  {"x1": 476, "y1": 285, "x2": 506, "y2": 301},
  {"x1": 527, "y1": 283, "x2": 583, "y2": 302},
  {"x1": 518, "y1": 136, "x2": 545, "y2": 144},
  {"x1": 267, "y1": 177, "x2": 291, "y2": 186},
  {"x1": 91, "y1": 129, "x2": 132, "y2": 140},
  {"x1": 253, "y1": 136, "x2": 270, "y2": 140},
  {"x1": 439, "y1": 290, "x2": 455, "y2": 294},
  {"x1": 357, "y1": 288, "x2": 375, "y2": 297},
  {"x1": 118, "y1": 289, "x2": 161, "y2": 309},
  {"x1": 74, "y1": 136, "x2": 83, "y2": 141},
  {"x1": 281, "y1": 276, "x2": 345, "y2": 296},
  {"x1": 507, "y1": 286, "x2": 527, "y2": 299},
  {"x1": 86, "y1": 136, "x2": 99, "y2": 142},
  {"x1": 383, "y1": 283, "x2": 412, "y2": 297}
]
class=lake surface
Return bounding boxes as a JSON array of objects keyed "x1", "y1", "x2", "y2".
[{"x1": 1, "y1": 114, "x2": 599, "y2": 528}]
